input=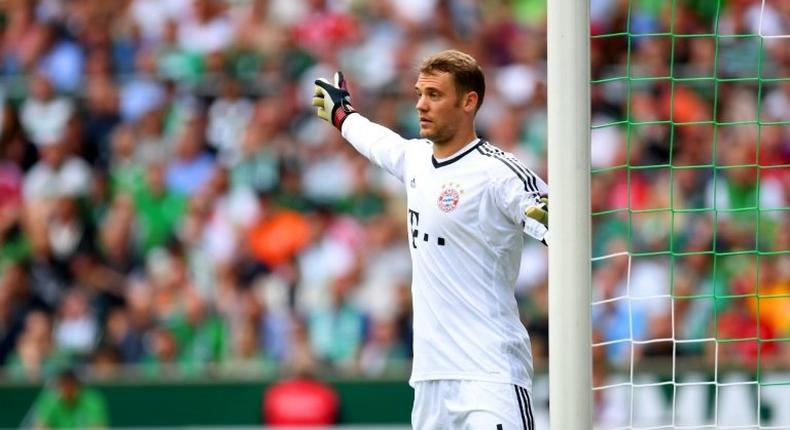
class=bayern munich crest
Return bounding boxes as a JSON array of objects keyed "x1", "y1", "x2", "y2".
[{"x1": 437, "y1": 182, "x2": 463, "y2": 212}]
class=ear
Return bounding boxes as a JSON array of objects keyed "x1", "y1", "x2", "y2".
[{"x1": 463, "y1": 91, "x2": 479, "y2": 113}]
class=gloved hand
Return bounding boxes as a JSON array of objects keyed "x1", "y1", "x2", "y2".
[
  {"x1": 313, "y1": 71, "x2": 357, "y2": 129},
  {"x1": 524, "y1": 195, "x2": 548, "y2": 227}
]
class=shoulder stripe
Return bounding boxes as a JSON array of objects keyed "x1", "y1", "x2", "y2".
[
  {"x1": 477, "y1": 144, "x2": 531, "y2": 192},
  {"x1": 482, "y1": 142, "x2": 539, "y2": 192},
  {"x1": 477, "y1": 142, "x2": 539, "y2": 193}
]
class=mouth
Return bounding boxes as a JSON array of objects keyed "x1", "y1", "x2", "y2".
[{"x1": 419, "y1": 118, "x2": 432, "y2": 126}]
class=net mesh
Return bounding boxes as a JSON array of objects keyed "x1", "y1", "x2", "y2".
[{"x1": 589, "y1": 0, "x2": 789, "y2": 427}]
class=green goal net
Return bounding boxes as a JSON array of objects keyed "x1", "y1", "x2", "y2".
[{"x1": 589, "y1": 0, "x2": 789, "y2": 427}]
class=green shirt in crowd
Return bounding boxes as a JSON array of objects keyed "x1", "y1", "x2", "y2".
[
  {"x1": 33, "y1": 388, "x2": 108, "y2": 429},
  {"x1": 133, "y1": 186, "x2": 187, "y2": 253}
]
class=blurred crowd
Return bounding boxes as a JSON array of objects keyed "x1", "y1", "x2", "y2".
[
  {"x1": 0, "y1": 0, "x2": 787, "y2": 387},
  {"x1": 589, "y1": 0, "x2": 790, "y2": 381}
]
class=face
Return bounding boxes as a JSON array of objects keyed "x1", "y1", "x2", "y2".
[
  {"x1": 415, "y1": 71, "x2": 476, "y2": 145},
  {"x1": 58, "y1": 377, "x2": 80, "y2": 402}
]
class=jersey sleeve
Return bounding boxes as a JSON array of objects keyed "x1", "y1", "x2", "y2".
[
  {"x1": 492, "y1": 164, "x2": 549, "y2": 243},
  {"x1": 340, "y1": 113, "x2": 408, "y2": 182}
]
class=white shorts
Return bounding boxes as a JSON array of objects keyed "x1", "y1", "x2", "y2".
[{"x1": 411, "y1": 380, "x2": 535, "y2": 429}]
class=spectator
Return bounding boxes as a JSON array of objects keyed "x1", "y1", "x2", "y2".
[
  {"x1": 155, "y1": 19, "x2": 205, "y2": 86},
  {"x1": 0, "y1": 140, "x2": 29, "y2": 272},
  {"x1": 34, "y1": 23, "x2": 85, "y2": 93},
  {"x1": 119, "y1": 49, "x2": 166, "y2": 123},
  {"x1": 165, "y1": 119, "x2": 215, "y2": 197},
  {"x1": 88, "y1": 345, "x2": 123, "y2": 380},
  {"x1": 19, "y1": 73, "x2": 74, "y2": 148},
  {"x1": 206, "y1": 78, "x2": 254, "y2": 163},
  {"x1": 0, "y1": 1, "x2": 41, "y2": 75},
  {"x1": 141, "y1": 326, "x2": 194, "y2": 378},
  {"x1": 53, "y1": 289, "x2": 98, "y2": 356},
  {"x1": 167, "y1": 294, "x2": 227, "y2": 369},
  {"x1": 83, "y1": 75, "x2": 121, "y2": 166},
  {"x1": 196, "y1": 167, "x2": 260, "y2": 267},
  {"x1": 5, "y1": 310, "x2": 56, "y2": 380},
  {"x1": 22, "y1": 138, "x2": 91, "y2": 203},
  {"x1": 32, "y1": 369, "x2": 108, "y2": 429},
  {"x1": 247, "y1": 196, "x2": 311, "y2": 270},
  {"x1": 307, "y1": 274, "x2": 365, "y2": 370},
  {"x1": 357, "y1": 316, "x2": 409, "y2": 377},
  {"x1": 127, "y1": 0, "x2": 192, "y2": 44},
  {"x1": 177, "y1": 0, "x2": 234, "y2": 56},
  {"x1": 231, "y1": 0, "x2": 287, "y2": 57},
  {"x1": 132, "y1": 160, "x2": 186, "y2": 253},
  {"x1": 103, "y1": 307, "x2": 145, "y2": 365},
  {"x1": 0, "y1": 263, "x2": 48, "y2": 366},
  {"x1": 221, "y1": 321, "x2": 276, "y2": 377},
  {"x1": 230, "y1": 122, "x2": 281, "y2": 194}
]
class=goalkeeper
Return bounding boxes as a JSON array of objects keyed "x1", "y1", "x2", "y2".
[{"x1": 313, "y1": 49, "x2": 548, "y2": 429}]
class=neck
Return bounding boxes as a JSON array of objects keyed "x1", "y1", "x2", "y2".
[{"x1": 432, "y1": 127, "x2": 478, "y2": 159}]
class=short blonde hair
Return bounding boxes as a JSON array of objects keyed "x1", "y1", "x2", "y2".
[{"x1": 419, "y1": 50, "x2": 485, "y2": 111}]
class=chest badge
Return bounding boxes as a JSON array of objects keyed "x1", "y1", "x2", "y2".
[{"x1": 437, "y1": 182, "x2": 463, "y2": 213}]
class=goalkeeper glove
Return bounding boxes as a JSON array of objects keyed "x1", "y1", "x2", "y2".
[
  {"x1": 524, "y1": 195, "x2": 548, "y2": 227},
  {"x1": 313, "y1": 71, "x2": 357, "y2": 129}
]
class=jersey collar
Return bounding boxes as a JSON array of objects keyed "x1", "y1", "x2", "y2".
[{"x1": 431, "y1": 138, "x2": 483, "y2": 168}]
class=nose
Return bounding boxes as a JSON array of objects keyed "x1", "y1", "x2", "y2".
[{"x1": 416, "y1": 95, "x2": 428, "y2": 112}]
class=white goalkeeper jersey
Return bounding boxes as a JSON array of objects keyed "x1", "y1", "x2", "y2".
[{"x1": 341, "y1": 114, "x2": 548, "y2": 389}]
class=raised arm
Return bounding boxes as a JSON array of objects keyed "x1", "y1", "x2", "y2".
[{"x1": 313, "y1": 71, "x2": 410, "y2": 182}]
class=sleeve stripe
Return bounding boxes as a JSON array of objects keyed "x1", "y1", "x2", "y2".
[{"x1": 477, "y1": 142, "x2": 540, "y2": 194}]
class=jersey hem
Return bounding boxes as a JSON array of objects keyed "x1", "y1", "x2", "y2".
[{"x1": 408, "y1": 372, "x2": 532, "y2": 390}]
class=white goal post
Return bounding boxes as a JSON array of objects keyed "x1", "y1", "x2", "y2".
[{"x1": 547, "y1": 0, "x2": 592, "y2": 428}]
